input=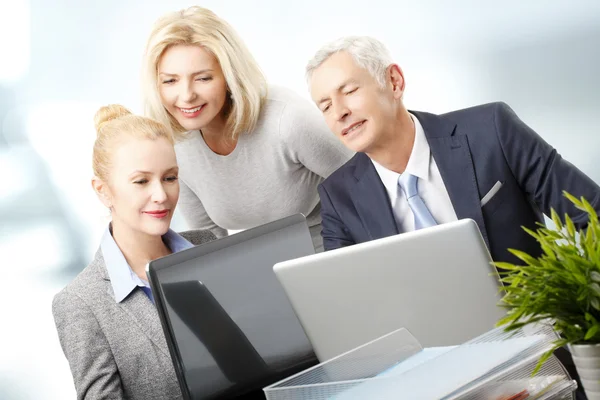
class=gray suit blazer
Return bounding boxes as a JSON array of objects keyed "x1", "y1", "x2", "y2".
[{"x1": 53, "y1": 230, "x2": 216, "y2": 400}]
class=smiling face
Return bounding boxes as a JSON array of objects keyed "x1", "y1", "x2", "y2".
[
  {"x1": 309, "y1": 51, "x2": 404, "y2": 154},
  {"x1": 158, "y1": 44, "x2": 229, "y2": 133},
  {"x1": 94, "y1": 136, "x2": 180, "y2": 238}
]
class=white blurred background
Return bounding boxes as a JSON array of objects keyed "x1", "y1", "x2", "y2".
[{"x1": 1, "y1": 0, "x2": 599, "y2": 398}]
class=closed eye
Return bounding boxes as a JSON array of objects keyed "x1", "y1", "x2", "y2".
[
  {"x1": 164, "y1": 175, "x2": 178, "y2": 182},
  {"x1": 162, "y1": 79, "x2": 176, "y2": 84}
]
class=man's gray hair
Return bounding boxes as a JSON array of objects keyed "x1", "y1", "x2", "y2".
[{"x1": 306, "y1": 36, "x2": 394, "y2": 88}]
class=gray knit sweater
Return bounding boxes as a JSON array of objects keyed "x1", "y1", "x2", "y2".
[{"x1": 175, "y1": 85, "x2": 354, "y2": 251}]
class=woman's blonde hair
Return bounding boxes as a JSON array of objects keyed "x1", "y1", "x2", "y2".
[
  {"x1": 93, "y1": 104, "x2": 174, "y2": 181},
  {"x1": 142, "y1": 6, "x2": 268, "y2": 140}
]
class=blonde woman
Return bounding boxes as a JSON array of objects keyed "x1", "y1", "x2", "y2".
[
  {"x1": 52, "y1": 105, "x2": 215, "y2": 400},
  {"x1": 142, "y1": 6, "x2": 354, "y2": 252}
]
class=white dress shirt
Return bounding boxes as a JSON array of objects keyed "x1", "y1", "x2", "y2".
[{"x1": 371, "y1": 114, "x2": 458, "y2": 233}]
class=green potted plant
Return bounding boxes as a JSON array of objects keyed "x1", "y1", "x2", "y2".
[{"x1": 495, "y1": 191, "x2": 600, "y2": 399}]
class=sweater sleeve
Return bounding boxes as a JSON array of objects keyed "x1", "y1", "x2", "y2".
[{"x1": 279, "y1": 95, "x2": 354, "y2": 178}]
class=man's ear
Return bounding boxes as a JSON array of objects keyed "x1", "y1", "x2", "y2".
[
  {"x1": 388, "y1": 64, "x2": 405, "y2": 99},
  {"x1": 91, "y1": 176, "x2": 112, "y2": 209}
]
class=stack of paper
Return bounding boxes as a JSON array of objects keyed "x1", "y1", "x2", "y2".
[
  {"x1": 333, "y1": 336, "x2": 544, "y2": 399},
  {"x1": 263, "y1": 325, "x2": 578, "y2": 400}
]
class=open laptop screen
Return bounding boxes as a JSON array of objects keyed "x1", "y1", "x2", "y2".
[{"x1": 148, "y1": 214, "x2": 317, "y2": 399}]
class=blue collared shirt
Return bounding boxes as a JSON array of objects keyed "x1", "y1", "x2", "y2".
[{"x1": 101, "y1": 226, "x2": 194, "y2": 303}]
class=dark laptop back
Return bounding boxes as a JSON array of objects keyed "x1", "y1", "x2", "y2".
[{"x1": 147, "y1": 214, "x2": 318, "y2": 399}]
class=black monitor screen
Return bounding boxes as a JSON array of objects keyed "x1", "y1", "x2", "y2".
[{"x1": 149, "y1": 215, "x2": 318, "y2": 399}]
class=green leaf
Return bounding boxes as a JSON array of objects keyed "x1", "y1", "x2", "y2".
[
  {"x1": 532, "y1": 348, "x2": 556, "y2": 376},
  {"x1": 493, "y1": 261, "x2": 522, "y2": 271},
  {"x1": 508, "y1": 249, "x2": 540, "y2": 266},
  {"x1": 584, "y1": 230, "x2": 597, "y2": 261},
  {"x1": 498, "y1": 193, "x2": 600, "y2": 345},
  {"x1": 565, "y1": 215, "x2": 576, "y2": 241},
  {"x1": 585, "y1": 324, "x2": 600, "y2": 340},
  {"x1": 496, "y1": 312, "x2": 524, "y2": 328},
  {"x1": 523, "y1": 226, "x2": 542, "y2": 242},
  {"x1": 583, "y1": 196, "x2": 599, "y2": 222},
  {"x1": 564, "y1": 191, "x2": 584, "y2": 211},
  {"x1": 585, "y1": 313, "x2": 598, "y2": 323},
  {"x1": 550, "y1": 208, "x2": 564, "y2": 231},
  {"x1": 591, "y1": 283, "x2": 600, "y2": 297},
  {"x1": 540, "y1": 243, "x2": 557, "y2": 260}
]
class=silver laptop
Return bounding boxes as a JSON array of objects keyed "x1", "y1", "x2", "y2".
[{"x1": 273, "y1": 218, "x2": 506, "y2": 362}]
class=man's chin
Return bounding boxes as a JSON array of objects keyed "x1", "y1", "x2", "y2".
[
  {"x1": 343, "y1": 133, "x2": 373, "y2": 153},
  {"x1": 344, "y1": 139, "x2": 370, "y2": 154}
]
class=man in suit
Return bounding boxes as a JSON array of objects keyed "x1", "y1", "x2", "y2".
[
  {"x1": 307, "y1": 36, "x2": 599, "y2": 400},
  {"x1": 306, "y1": 36, "x2": 600, "y2": 266}
]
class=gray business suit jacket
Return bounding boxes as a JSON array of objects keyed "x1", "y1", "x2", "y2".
[{"x1": 53, "y1": 229, "x2": 216, "y2": 400}]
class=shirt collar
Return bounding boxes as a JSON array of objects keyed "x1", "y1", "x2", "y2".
[
  {"x1": 404, "y1": 113, "x2": 431, "y2": 181},
  {"x1": 372, "y1": 158, "x2": 401, "y2": 190},
  {"x1": 162, "y1": 229, "x2": 195, "y2": 253},
  {"x1": 101, "y1": 225, "x2": 194, "y2": 303},
  {"x1": 371, "y1": 113, "x2": 431, "y2": 184}
]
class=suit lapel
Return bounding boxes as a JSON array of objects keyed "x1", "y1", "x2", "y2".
[
  {"x1": 412, "y1": 111, "x2": 490, "y2": 249},
  {"x1": 96, "y1": 252, "x2": 171, "y2": 360},
  {"x1": 117, "y1": 290, "x2": 171, "y2": 359},
  {"x1": 350, "y1": 153, "x2": 400, "y2": 239}
]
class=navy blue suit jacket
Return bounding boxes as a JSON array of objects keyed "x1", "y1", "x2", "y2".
[{"x1": 318, "y1": 102, "x2": 600, "y2": 264}]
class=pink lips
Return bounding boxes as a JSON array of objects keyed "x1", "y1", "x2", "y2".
[
  {"x1": 178, "y1": 105, "x2": 205, "y2": 118},
  {"x1": 144, "y1": 210, "x2": 169, "y2": 219},
  {"x1": 342, "y1": 120, "x2": 366, "y2": 136}
]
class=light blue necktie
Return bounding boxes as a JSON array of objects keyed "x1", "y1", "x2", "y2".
[{"x1": 398, "y1": 173, "x2": 438, "y2": 230}]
